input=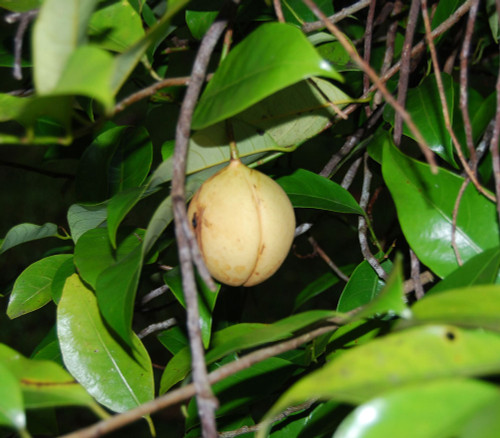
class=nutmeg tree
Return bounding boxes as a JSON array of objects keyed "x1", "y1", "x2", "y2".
[{"x1": 0, "y1": 1, "x2": 500, "y2": 437}]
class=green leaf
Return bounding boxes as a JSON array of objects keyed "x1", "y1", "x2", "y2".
[
  {"x1": 107, "y1": 188, "x2": 144, "y2": 248},
  {"x1": 7, "y1": 254, "x2": 74, "y2": 318},
  {"x1": 192, "y1": 22, "x2": 342, "y2": 130},
  {"x1": 164, "y1": 267, "x2": 220, "y2": 348},
  {"x1": 33, "y1": 0, "x2": 100, "y2": 93},
  {"x1": 57, "y1": 274, "x2": 154, "y2": 413},
  {"x1": 257, "y1": 325, "x2": 500, "y2": 438},
  {"x1": 281, "y1": 0, "x2": 333, "y2": 26},
  {"x1": 0, "y1": 343, "x2": 98, "y2": 411},
  {"x1": 67, "y1": 202, "x2": 107, "y2": 243},
  {"x1": 349, "y1": 255, "x2": 410, "y2": 322},
  {"x1": 160, "y1": 310, "x2": 339, "y2": 393},
  {"x1": 152, "y1": 78, "x2": 351, "y2": 188},
  {"x1": 293, "y1": 272, "x2": 340, "y2": 311},
  {"x1": 111, "y1": 0, "x2": 189, "y2": 93},
  {"x1": 185, "y1": 2, "x2": 222, "y2": 40},
  {"x1": 403, "y1": 285, "x2": 500, "y2": 332},
  {"x1": 278, "y1": 169, "x2": 363, "y2": 214},
  {"x1": 337, "y1": 259, "x2": 391, "y2": 312},
  {"x1": 0, "y1": 223, "x2": 59, "y2": 254},
  {"x1": 0, "y1": 0, "x2": 41, "y2": 12},
  {"x1": 427, "y1": 246, "x2": 500, "y2": 295},
  {"x1": 74, "y1": 228, "x2": 143, "y2": 289},
  {"x1": 382, "y1": 143, "x2": 499, "y2": 278},
  {"x1": 186, "y1": 357, "x2": 296, "y2": 429},
  {"x1": 51, "y1": 45, "x2": 115, "y2": 113},
  {"x1": 333, "y1": 379, "x2": 500, "y2": 438},
  {"x1": 89, "y1": 1, "x2": 145, "y2": 52},
  {"x1": 95, "y1": 246, "x2": 142, "y2": 346},
  {"x1": 383, "y1": 74, "x2": 456, "y2": 166},
  {"x1": 0, "y1": 362, "x2": 25, "y2": 433}
]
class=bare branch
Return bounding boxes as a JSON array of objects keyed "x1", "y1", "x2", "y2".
[
  {"x1": 459, "y1": 0, "x2": 480, "y2": 169},
  {"x1": 302, "y1": 0, "x2": 371, "y2": 33},
  {"x1": 394, "y1": 0, "x2": 421, "y2": 145},
  {"x1": 308, "y1": 236, "x2": 350, "y2": 282},
  {"x1": 358, "y1": 154, "x2": 387, "y2": 280},
  {"x1": 409, "y1": 249, "x2": 425, "y2": 300},
  {"x1": 301, "y1": 0, "x2": 437, "y2": 172},
  {"x1": 138, "y1": 318, "x2": 177, "y2": 339},
  {"x1": 170, "y1": 6, "x2": 236, "y2": 435}
]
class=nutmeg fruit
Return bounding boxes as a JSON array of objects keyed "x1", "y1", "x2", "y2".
[{"x1": 187, "y1": 159, "x2": 295, "y2": 287}]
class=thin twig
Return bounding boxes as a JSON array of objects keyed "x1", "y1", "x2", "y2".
[
  {"x1": 114, "y1": 76, "x2": 192, "y2": 113},
  {"x1": 375, "y1": 0, "x2": 403, "y2": 106},
  {"x1": 218, "y1": 400, "x2": 316, "y2": 437},
  {"x1": 319, "y1": 105, "x2": 385, "y2": 178},
  {"x1": 302, "y1": 0, "x2": 371, "y2": 33},
  {"x1": 403, "y1": 270, "x2": 434, "y2": 294},
  {"x1": 341, "y1": 156, "x2": 362, "y2": 190},
  {"x1": 363, "y1": 0, "x2": 377, "y2": 116},
  {"x1": 358, "y1": 154, "x2": 387, "y2": 280},
  {"x1": 59, "y1": 325, "x2": 338, "y2": 438},
  {"x1": 394, "y1": 0, "x2": 421, "y2": 145},
  {"x1": 138, "y1": 318, "x2": 177, "y2": 339},
  {"x1": 308, "y1": 236, "x2": 350, "y2": 282},
  {"x1": 301, "y1": 0, "x2": 437, "y2": 172},
  {"x1": 273, "y1": 0, "x2": 285, "y2": 23},
  {"x1": 345, "y1": 0, "x2": 474, "y2": 119},
  {"x1": 409, "y1": 249, "x2": 425, "y2": 300},
  {"x1": 451, "y1": 179, "x2": 469, "y2": 266},
  {"x1": 490, "y1": 1, "x2": 500, "y2": 227},
  {"x1": 421, "y1": 0, "x2": 495, "y2": 200},
  {"x1": 141, "y1": 285, "x2": 170, "y2": 306},
  {"x1": 171, "y1": 9, "x2": 233, "y2": 437},
  {"x1": 459, "y1": 0, "x2": 480, "y2": 169},
  {"x1": 5, "y1": 10, "x2": 38, "y2": 80}
]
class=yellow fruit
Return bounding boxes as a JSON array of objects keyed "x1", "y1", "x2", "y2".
[{"x1": 187, "y1": 159, "x2": 295, "y2": 287}]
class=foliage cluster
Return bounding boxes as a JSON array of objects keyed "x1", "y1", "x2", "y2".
[{"x1": 0, "y1": 0, "x2": 500, "y2": 437}]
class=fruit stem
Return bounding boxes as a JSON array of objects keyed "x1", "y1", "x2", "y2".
[{"x1": 226, "y1": 119, "x2": 240, "y2": 161}]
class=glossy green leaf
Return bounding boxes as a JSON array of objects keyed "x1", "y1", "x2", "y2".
[
  {"x1": 0, "y1": 0, "x2": 40, "y2": 11},
  {"x1": 384, "y1": 74, "x2": 456, "y2": 165},
  {"x1": 403, "y1": 285, "x2": 500, "y2": 331},
  {"x1": 67, "y1": 202, "x2": 107, "y2": 243},
  {"x1": 427, "y1": 246, "x2": 500, "y2": 295},
  {"x1": 293, "y1": 272, "x2": 340, "y2": 311},
  {"x1": 153, "y1": 78, "x2": 351, "y2": 186},
  {"x1": 74, "y1": 228, "x2": 143, "y2": 289},
  {"x1": 278, "y1": 169, "x2": 363, "y2": 214},
  {"x1": 192, "y1": 23, "x2": 342, "y2": 129},
  {"x1": 95, "y1": 246, "x2": 142, "y2": 345},
  {"x1": 164, "y1": 267, "x2": 220, "y2": 348},
  {"x1": 108, "y1": 127, "x2": 153, "y2": 194},
  {"x1": 111, "y1": 0, "x2": 189, "y2": 93},
  {"x1": 186, "y1": 357, "x2": 296, "y2": 429},
  {"x1": 0, "y1": 343, "x2": 98, "y2": 411},
  {"x1": 349, "y1": 255, "x2": 409, "y2": 322},
  {"x1": 0, "y1": 362, "x2": 25, "y2": 433},
  {"x1": 160, "y1": 310, "x2": 338, "y2": 393},
  {"x1": 257, "y1": 325, "x2": 500, "y2": 438},
  {"x1": 7, "y1": 254, "x2": 74, "y2": 318},
  {"x1": 157, "y1": 326, "x2": 188, "y2": 355},
  {"x1": 281, "y1": 0, "x2": 333, "y2": 26},
  {"x1": 50, "y1": 45, "x2": 115, "y2": 112},
  {"x1": 337, "y1": 259, "x2": 391, "y2": 312},
  {"x1": 0, "y1": 223, "x2": 59, "y2": 254},
  {"x1": 382, "y1": 143, "x2": 499, "y2": 278},
  {"x1": 107, "y1": 186, "x2": 148, "y2": 248},
  {"x1": 333, "y1": 379, "x2": 500, "y2": 438},
  {"x1": 185, "y1": 2, "x2": 221, "y2": 39},
  {"x1": 89, "y1": 1, "x2": 145, "y2": 52},
  {"x1": 33, "y1": 0, "x2": 100, "y2": 93},
  {"x1": 58, "y1": 274, "x2": 154, "y2": 413}
]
